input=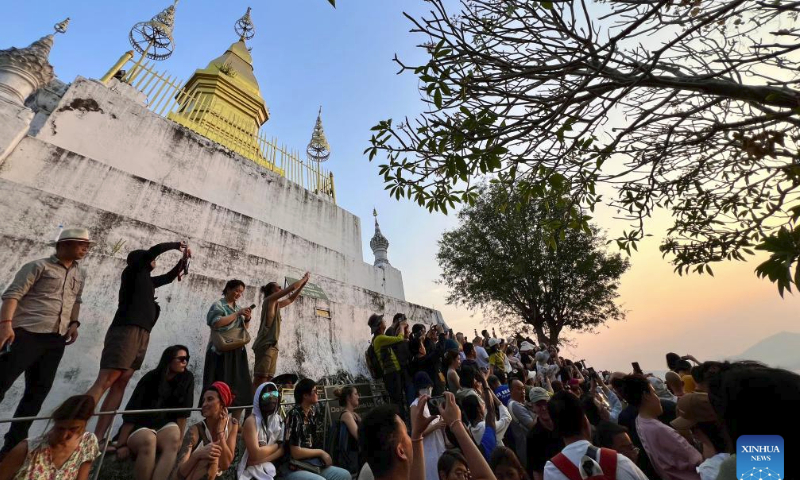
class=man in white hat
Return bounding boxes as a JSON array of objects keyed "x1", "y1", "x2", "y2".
[{"x1": 0, "y1": 227, "x2": 94, "y2": 458}]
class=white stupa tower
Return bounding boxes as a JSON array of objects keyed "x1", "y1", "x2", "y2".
[{"x1": 370, "y1": 208, "x2": 391, "y2": 268}]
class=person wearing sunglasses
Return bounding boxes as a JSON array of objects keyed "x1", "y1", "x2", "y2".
[
  {"x1": 113, "y1": 345, "x2": 195, "y2": 480},
  {"x1": 238, "y1": 382, "x2": 285, "y2": 480}
]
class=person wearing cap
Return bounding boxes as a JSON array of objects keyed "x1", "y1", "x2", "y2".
[
  {"x1": 0, "y1": 227, "x2": 93, "y2": 457},
  {"x1": 526, "y1": 386, "x2": 565, "y2": 480},
  {"x1": 487, "y1": 338, "x2": 506, "y2": 376},
  {"x1": 519, "y1": 341, "x2": 536, "y2": 371},
  {"x1": 670, "y1": 392, "x2": 729, "y2": 480},
  {"x1": 410, "y1": 372, "x2": 446, "y2": 480},
  {"x1": 86, "y1": 239, "x2": 190, "y2": 441},
  {"x1": 368, "y1": 313, "x2": 409, "y2": 420}
]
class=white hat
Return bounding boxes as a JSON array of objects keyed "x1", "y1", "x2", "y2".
[
  {"x1": 520, "y1": 341, "x2": 535, "y2": 352},
  {"x1": 488, "y1": 338, "x2": 500, "y2": 348},
  {"x1": 50, "y1": 228, "x2": 95, "y2": 245}
]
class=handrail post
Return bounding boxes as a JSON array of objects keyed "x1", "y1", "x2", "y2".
[
  {"x1": 99, "y1": 51, "x2": 134, "y2": 84},
  {"x1": 91, "y1": 408, "x2": 120, "y2": 480}
]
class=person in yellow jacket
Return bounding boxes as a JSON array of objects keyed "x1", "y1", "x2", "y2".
[{"x1": 368, "y1": 313, "x2": 409, "y2": 419}]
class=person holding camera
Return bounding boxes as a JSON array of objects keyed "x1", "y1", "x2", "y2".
[
  {"x1": 253, "y1": 273, "x2": 310, "y2": 388},
  {"x1": 202, "y1": 279, "x2": 254, "y2": 414},
  {"x1": 86, "y1": 240, "x2": 190, "y2": 441},
  {"x1": 367, "y1": 313, "x2": 410, "y2": 420}
]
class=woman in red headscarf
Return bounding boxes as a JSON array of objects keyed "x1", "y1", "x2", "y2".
[{"x1": 171, "y1": 382, "x2": 239, "y2": 480}]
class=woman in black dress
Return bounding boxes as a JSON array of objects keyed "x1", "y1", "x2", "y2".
[
  {"x1": 114, "y1": 345, "x2": 194, "y2": 480},
  {"x1": 202, "y1": 279, "x2": 254, "y2": 416}
]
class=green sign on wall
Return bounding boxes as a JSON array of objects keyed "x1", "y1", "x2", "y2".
[{"x1": 285, "y1": 277, "x2": 329, "y2": 301}]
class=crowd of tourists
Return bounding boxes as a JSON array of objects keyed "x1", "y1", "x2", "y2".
[{"x1": 0, "y1": 229, "x2": 798, "y2": 480}]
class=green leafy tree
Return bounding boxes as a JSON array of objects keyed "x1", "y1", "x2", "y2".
[
  {"x1": 437, "y1": 184, "x2": 629, "y2": 345},
  {"x1": 366, "y1": 0, "x2": 800, "y2": 295}
]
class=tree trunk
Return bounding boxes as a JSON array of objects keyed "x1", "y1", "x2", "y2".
[{"x1": 532, "y1": 321, "x2": 548, "y2": 345}]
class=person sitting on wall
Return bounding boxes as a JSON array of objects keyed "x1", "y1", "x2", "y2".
[
  {"x1": 282, "y1": 378, "x2": 350, "y2": 480},
  {"x1": 0, "y1": 228, "x2": 93, "y2": 459},
  {"x1": 0, "y1": 395, "x2": 99, "y2": 480},
  {"x1": 252, "y1": 273, "x2": 310, "y2": 389},
  {"x1": 112, "y1": 345, "x2": 195, "y2": 480},
  {"x1": 172, "y1": 382, "x2": 240, "y2": 480},
  {"x1": 86, "y1": 240, "x2": 190, "y2": 442}
]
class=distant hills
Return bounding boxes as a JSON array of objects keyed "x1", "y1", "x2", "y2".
[{"x1": 730, "y1": 331, "x2": 800, "y2": 371}]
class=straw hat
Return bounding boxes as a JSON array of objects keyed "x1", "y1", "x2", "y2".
[{"x1": 50, "y1": 228, "x2": 95, "y2": 246}]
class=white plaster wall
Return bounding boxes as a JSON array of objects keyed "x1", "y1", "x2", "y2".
[
  {"x1": 0, "y1": 191, "x2": 438, "y2": 437},
  {"x1": 0, "y1": 75, "x2": 436, "y2": 438},
  {"x1": 0, "y1": 99, "x2": 33, "y2": 163},
  {"x1": 35, "y1": 77, "x2": 369, "y2": 270},
  {"x1": 0, "y1": 137, "x2": 405, "y2": 298}
]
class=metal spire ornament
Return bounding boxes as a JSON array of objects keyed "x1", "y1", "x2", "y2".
[
  {"x1": 53, "y1": 18, "x2": 70, "y2": 35},
  {"x1": 128, "y1": 0, "x2": 178, "y2": 62},
  {"x1": 234, "y1": 7, "x2": 255, "y2": 41},
  {"x1": 306, "y1": 106, "x2": 331, "y2": 163}
]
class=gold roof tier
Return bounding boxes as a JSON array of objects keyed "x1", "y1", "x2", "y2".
[{"x1": 180, "y1": 39, "x2": 269, "y2": 125}]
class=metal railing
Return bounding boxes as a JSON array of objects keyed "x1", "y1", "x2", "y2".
[
  {"x1": 104, "y1": 58, "x2": 336, "y2": 203},
  {"x1": 0, "y1": 392, "x2": 389, "y2": 480}
]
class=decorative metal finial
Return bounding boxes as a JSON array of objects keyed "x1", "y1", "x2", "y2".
[
  {"x1": 307, "y1": 106, "x2": 331, "y2": 163},
  {"x1": 128, "y1": 0, "x2": 178, "y2": 61},
  {"x1": 54, "y1": 18, "x2": 70, "y2": 34},
  {"x1": 235, "y1": 7, "x2": 255, "y2": 41},
  {"x1": 373, "y1": 208, "x2": 378, "y2": 218}
]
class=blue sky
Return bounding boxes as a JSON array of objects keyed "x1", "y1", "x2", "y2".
[{"x1": 4, "y1": 0, "x2": 800, "y2": 372}]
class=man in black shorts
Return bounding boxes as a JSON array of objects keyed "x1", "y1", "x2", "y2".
[{"x1": 86, "y1": 241, "x2": 189, "y2": 440}]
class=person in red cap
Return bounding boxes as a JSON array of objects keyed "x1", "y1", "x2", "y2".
[{"x1": 172, "y1": 382, "x2": 240, "y2": 480}]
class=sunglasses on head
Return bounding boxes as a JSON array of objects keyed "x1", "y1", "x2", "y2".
[
  {"x1": 261, "y1": 390, "x2": 280, "y2": 400},
  {"x1": 174, "y1": 356, "x2": 190, "y2": 363}
]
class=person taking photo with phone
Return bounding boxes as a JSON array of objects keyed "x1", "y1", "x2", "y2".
[
  {"x1": 86, "y1": 240, "x2": 190, "y2": 443},
  {"x1": 0, "y1": 228, "x2": 93, "y2": 460},
  {"x1": 253, "y1": 273, "x2": 310, "y2": 388},
  {"x1": 203, "y1": 279, "x2": 254, "y2": 418}
]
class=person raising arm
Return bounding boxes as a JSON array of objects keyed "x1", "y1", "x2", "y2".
[{"x1": 252, "y1": 273, "x2": 310, "y2": 388}]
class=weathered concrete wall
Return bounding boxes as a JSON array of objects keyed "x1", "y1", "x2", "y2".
[
  {"x1": 0, "y1": 99, "x2": 33, "y2": 163},
  {"x1": 0, "y1": 182, "x2": 436, "y2": 436},
  {"x1": 0, "y1": 76, "x2": 439, "y2": 438},
  {"x1": 0, "y1": 137, "x2": 405, "y2": 298},
  {"x1": 34, "y1": 77, "x2": 393, "y2": 290}
]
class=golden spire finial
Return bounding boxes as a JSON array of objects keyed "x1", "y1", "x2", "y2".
[
  {"x1": 128, "y1": 0, "x2": 178, "y2": 62},
  {"x1": 54, "y1": 18, "x2": 70, "y2": 35},
  {"x1": 307, "y1": 106, "x2": 331, "y2": 163},
  {"x1": 235, "y1": 7, "x2": 255, "y2": 41}
]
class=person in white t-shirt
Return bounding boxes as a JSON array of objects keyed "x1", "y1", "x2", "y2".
[
  {"x1": 409, "y1": 372, "x2": 447, "y2": 480},
  {"x1": 544, "y1": 391, "x2": 648, "y2": 480},
  {"x1": 473, "y1": 337, "x2": 491, "y2": 373}
]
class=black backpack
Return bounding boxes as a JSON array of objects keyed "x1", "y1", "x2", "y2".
[{"x1": 365, "y1": 340, "x2": 383, "y2": 380}]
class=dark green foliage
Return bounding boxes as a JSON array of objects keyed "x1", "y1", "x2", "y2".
[
  {"x1": 367, "y1": 0, "x2": 800, "y2": 294},
  {"x1": 437, "y1": 184, "x2": 629, "y2": 345}
]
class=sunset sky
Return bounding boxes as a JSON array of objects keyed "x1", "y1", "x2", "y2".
[{"x1": 4, "y1": 0, "x2": 798, "y2": 374}]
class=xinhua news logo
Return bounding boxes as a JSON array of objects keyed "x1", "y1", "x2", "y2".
[{"x1": 737, "y1": 435, "x2": 784, "y2": 480}]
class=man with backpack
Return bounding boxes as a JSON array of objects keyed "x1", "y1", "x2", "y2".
[
  {"x1": 367, "y1": 313, "x2": 409, "y2": 420},
  {"x1": 544, "y1": 391, "x2": 648, "y2": 480}
]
